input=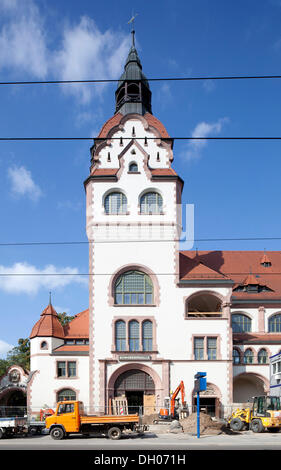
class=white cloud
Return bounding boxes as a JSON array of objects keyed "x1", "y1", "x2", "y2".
[
  {"x1": 53, "y1": 16, "x2": 130, "y2": 104},
  {"x1": 0, "y1": 339, "x2": 14, "y2": 357},
  {"x1": 0, "y1": 262, "x2": 87, "y2": 295},
  {"x1": 0, "y1": 2, "x2": 130, "y2": 104},
  {"x1": 0, "y1": 0, "x2": 48, "y2": 78},
  {"x1": 182, "y1": 118, "x2": 229, "y2": 161},
  {"x1": 7, "y1": 165, "x2": 42, "y2": 201}
]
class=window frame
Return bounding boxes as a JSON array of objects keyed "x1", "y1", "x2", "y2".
[
  {"x1": 113, "y1": 318, "x2": 156, "y2": 353},
  {"x1": 114, "y1": 270, "x2": 154, "y2": 306},
  {"x1": 56, "y1": 360, "x2": 77, "y2": 379},
  {"x1": 104, "y1": 191, "x2": 127, "y2": 215},
  {"x1": 139, "y1": 191, "x2": 163, "y2": 215},
  {"x1": 269, "y1": 314, "x2": 281, "y2": 333},
  {"x1": 193, "y1": 335, "x2": 220, "y2": 360},
  {"x1": 232, "y1": 313, "x2": 252, "y2": 333}
]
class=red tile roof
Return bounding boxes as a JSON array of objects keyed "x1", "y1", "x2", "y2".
[
  {"x1": 180, "y1": 250, "x2": 281, "y2": 300},
  {"x1": 64, "y1": 309, "x2": 89, "y2": 338},
  {"x1": 96, "y1": 112, "x2": 170, "y2": 139},
  {"x1": 150, "y1": 168, "x2": 178, "y2": 177},
  {"x1": 233, "y1": 333, "x2": 281, "y2": 344},
  {"x1": 30, "y1": 304, "x2": 65, "y2": 339},
  {"x1": 91, "y1": 168, "x2": 119, "y2": 176}
]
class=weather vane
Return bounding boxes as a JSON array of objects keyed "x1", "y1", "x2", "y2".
[
  {"x1": 128, "y1": 12, "x2": 138, "y2": 46},
  {"x1": 128, "y1": 12, "x2": 138, "y2": 30}
]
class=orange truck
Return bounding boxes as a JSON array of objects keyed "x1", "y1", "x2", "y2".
[{"x1": 45, "y1": 400, "x2": 148, "y2": 440}]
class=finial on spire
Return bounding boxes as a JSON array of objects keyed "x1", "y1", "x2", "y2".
[
  {"x1": 128, "y1": 12, "x2": 138, "y2": 47},
  {"x1": 49, "y1": 291, "x2": 52, "y2": 306}
]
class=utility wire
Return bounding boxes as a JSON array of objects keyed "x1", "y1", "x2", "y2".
[
  {"x1": 1, "y1": 74, "x2": 281, "y2": 85},
  {"x1": 0, "y1": 236, "x2": 281, "y2": 246},
  {"x1": 0, "y1": 272, "x2": 280, "y2": 276},
  {"x1": 1, "y1": 136, "x2": 281, "y2": 141}
]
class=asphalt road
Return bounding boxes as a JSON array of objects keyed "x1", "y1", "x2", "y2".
[{"x1": 2, "y1": 430, "x2": 281, "y2": 450}]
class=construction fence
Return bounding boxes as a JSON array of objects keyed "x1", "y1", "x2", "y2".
[{"x1": 0, "y1": 403, "x2": 249, "y2": 420}]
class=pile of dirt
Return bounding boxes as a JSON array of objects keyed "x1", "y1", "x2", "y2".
[{"x1": 179, "y1": 413, "x2": 225, "y2": 435}]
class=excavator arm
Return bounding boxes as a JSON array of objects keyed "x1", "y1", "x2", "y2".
[{"x1": 170, "y1": 381, "x2": 186, "y2": 417}]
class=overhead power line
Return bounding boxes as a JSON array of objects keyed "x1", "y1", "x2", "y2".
[
  {"x1": 2, "y1": 136, "x2": 281, "y2": 141},
  {"x1": 0, "y1": 236, "x2": 281, "y2": 246},
  {"x1": 0, "y1": 272, "x2": 281, "y2": 277},
  {"x1": 1, "y1": 74, "x2": 281, "y2": 85}
]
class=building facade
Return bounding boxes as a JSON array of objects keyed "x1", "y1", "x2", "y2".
[{"x1": 28, "y1": 32, "x2": 281, "y2": 418}]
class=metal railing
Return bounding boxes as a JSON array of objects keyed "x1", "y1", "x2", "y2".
[{"x1": 0, "y1": 404, "x2": 252, "y2": 420}]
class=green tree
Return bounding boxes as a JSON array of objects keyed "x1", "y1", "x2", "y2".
[
  {"x1": 57, "y1": 312, "x2": 75, "y2": 326},
  {"x1": 6, "y1": 338, "x2": 30, "y2": 371},
  {"x1": 0, "y1": 359, "x2": 9, "y2": 377}
]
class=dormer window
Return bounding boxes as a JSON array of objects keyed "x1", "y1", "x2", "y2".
[
  {"x1": 260, "y1": 253, "x2": 272, "y2": 267},
  {"x1": 129, "y1": 162, "x2": 138, "y2": 173}
]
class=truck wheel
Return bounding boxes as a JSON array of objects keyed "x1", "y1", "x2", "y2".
[
  {"x1": 230, "y1": 418, "x2": 244, "y2": 432},
  {"x1": 251, "y1": 419, "x2": 264, "y2": 433},
  {"x1": 50, "y1": 427, "x2": 65, "y2": 440},
  {"x1": 29, "y1": 426, "x2": 38, "y2": 436},
  {"x1": 108, "y1": 427, "x2": 122, "y2": 440}
]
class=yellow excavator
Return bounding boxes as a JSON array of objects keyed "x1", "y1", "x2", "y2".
[{"x1": 228, "y1": 395, "x2": 281, "y2": 433}]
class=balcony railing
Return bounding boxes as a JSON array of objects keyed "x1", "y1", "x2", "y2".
[{"x1": 187, "y1": 312, "x2": 223, "y2": 318}]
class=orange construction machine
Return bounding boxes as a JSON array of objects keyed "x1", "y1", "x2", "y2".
[{"x1": 156, "y1": 381, "x2": 187, "y2": 422}]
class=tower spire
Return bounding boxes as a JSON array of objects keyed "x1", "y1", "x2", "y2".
[{"x1": 115, "y1": 18, "x2": 152, "y2": 116}]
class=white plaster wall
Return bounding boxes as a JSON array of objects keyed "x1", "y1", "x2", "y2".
[{"x1": 29, "y1": 355, "x2": 89, "y2": 412}]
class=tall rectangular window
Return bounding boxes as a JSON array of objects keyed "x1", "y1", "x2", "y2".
[
  {"x1": 68, "y1": 362, "x2": 77, "y2": 377},
  {"x1": 207, "y1": 338, "x2": 217, "y2": 360},
  {"x1": 57, "y1": 361, "x2": 66, "y2": 377},
  {"x1": 194, "y1": 337, "x2": 204, "y2": 360},
  {"x1": 129, "y1": 321, "x2": 139, "y2": 351}
]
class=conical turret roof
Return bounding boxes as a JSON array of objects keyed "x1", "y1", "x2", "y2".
[{"x1": 30, "y1": 302, "x2": 64, "y2": 339}]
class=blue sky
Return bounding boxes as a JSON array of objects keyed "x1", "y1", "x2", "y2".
[{"x1": 0, "y1": 0, "x2": 281, "y2": 355}]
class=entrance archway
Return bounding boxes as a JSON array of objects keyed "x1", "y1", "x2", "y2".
[
  {"x1": 0, "y1": 388, "x2": 27, "y2": 417},
  {"x1": 233, "y1": 373, "x2": 268, "y2": 404},
  {"x1": 114, "y1": 369, "x2": 155, "y2": 414},
  {"x1": 192, "y1": 383, "x2": 222, "y2": 418},
  {"x1": 107, "y1": 363, "x2": 162, "y2": 415}
]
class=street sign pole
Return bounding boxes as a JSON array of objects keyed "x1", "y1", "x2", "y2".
[
  {"x1": 194, "y1": 372, "x2": 207, "y2": 439},
  {"x1": 197, "y1": 390, "x2": 200, "y2": 439}
]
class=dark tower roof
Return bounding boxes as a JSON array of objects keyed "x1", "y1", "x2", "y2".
[{"x1": 115, "y1": 30, "x2": 152, "y2": 115}]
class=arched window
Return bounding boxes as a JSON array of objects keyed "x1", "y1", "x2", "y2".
[
  {"x1": 115, "y1": 320, "x2": 126, "y2": 351},
  {"x1": 40, "y1": 341, "x2": 48, "y2": 350},
  {"x1": 104, "y1": 191, "x2": 127, "y2": 214},
  {"x1": 140, "y1": 191, "x2": 163, "y2": 214},
  {"x1": 57, "y1": 389, "x2": 76, "y2": 402},
  {"x1": 129, "y1": 321, "x2": 139, "y2": 351},
  {"x1": 233, "y1": 348, "x2": 240, "y2": 364},
  {"x1": 258, "y1": 348, "x2": 268, "y2": 364},
  {"x1": 269, "y1": 314, "x2": 281, "y2": 332},
  {"x1": 244, "y1": 349, "x2": 254, "y2": 364},
  {"x1": 114, "y1": 270, "x2": 153, "y2": 305},
  {"x1": 232, "y1": 314, "x2": 252, "y2": 333},
  {"x1": 129, "y1": 162, "x2": 138, "y2": 172},
  {"x1": 142, "y1": 320, "x2": 153, "y2": 351}
]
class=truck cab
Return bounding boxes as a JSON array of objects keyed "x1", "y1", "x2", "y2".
[{"x1": 46, "y1": 401, "x2": 82, "y2": 435}]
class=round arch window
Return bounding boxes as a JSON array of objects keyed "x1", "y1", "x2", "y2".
[
  {"x1": 104, "y1": 191, "x2": 127, "y2": 214},
  {"x1": 114, "y1": 270, "x2": 153, "y2": 305},
  {"x1": 140, "y1": 191, "x2": 163, "y2": 214},
  {"x1": 57, "y1": 389, "x2": 76, "y2": 402},
  {"x1": 232, "y1": 314, "x2": 252, "y2": 333},
  {"x1": 269, "y1": 314, "x2": 281, "y2": 332}
]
